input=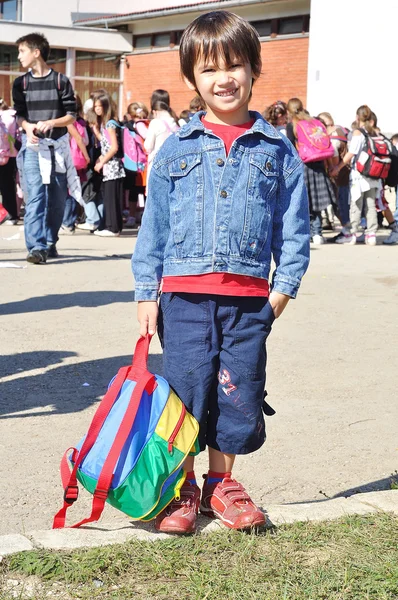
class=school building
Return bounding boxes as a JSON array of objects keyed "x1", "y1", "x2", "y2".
[{"x1": 0, "y1": 0, "x2": 397, "y2": 132}]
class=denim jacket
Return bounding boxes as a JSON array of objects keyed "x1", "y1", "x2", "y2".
[{"x1": 132, "y1": 111, "x2": 310, "y2": 301}]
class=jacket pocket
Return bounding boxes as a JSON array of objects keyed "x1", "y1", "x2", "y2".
[
  {"x1": 168, "y1": 154, "x2": 204, "y2": 254},
  {"x1": 240, "y1": 154, "x2": 278, "y2": 259}
]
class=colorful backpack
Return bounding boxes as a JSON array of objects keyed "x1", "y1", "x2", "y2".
[
  {"x1": 53, "y1": 335, "x2": 199, "y2": 529},
  {"x1": 105, "y1": 120, "x2": 147, "y2": 173},
  {"x1": 296, "y1": 118, "x2": 335, "y2": 163},
  {"x1": 355, "y1": 128, "x2": 392, "y2": 180},
  {"x1": 0, "y1": 119, "x2": 12, "y2": 166}
]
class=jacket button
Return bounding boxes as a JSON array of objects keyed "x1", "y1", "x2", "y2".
[
  {"x1": 265, "y1": 161, "x2": 273, "y2": 171},
  {"x1": 216, "y1": 158, "x2": 224, "y2": 166},
  {"x1": 180, "y1": 160, "x2": 187, "y2": 169},
  {"x1": 220, "y1": 190, "x2": 228, "y2": 198}
]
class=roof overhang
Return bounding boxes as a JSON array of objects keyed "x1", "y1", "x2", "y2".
[
  {"x1": 0, "y1": 20, "x2": 132, "y2": 52},
  {"x1": 74, "y1": 0, "x2": 286, "y2": 27}
]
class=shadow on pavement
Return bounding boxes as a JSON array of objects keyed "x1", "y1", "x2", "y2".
[
  {"x1": 0, "y1": 351, "x2": 163, "y2": 419},
  {"x1": 0, "y1": 290, "x2": 135, "y2": 315}
]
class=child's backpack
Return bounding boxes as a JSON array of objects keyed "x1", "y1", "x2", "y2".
[
  {"x1": 355, "y1": 128, "x2": 392, "y2": 180},
  {"x1": 296, "y1": 118, "x2": 335, "y2": 163},
  {"x1": 70, "y1": 118, "x2": 89, "y2": 171},
  {"x1": 53, "y1": 335, "x2": 199, "y2": 529},
  {"x1": 0, "y1": 119, "x2": 12, "y2": 166},
  {"x1": 122, "y1": 121, "x2": 147, "y2": 173},
  {"x1": 384, "y1": 144, "x2": 398, "y2": 187},
  {"x1": 105, "y1": 120, "x2": 147, "y2": 173}
]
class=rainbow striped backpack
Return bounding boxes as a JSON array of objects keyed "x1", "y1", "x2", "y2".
[{"x1": 53, "y1": 335, "x2": 199, "y2": 529}]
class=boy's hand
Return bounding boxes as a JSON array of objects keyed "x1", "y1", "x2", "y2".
[
  {"x1": 268, "y1": 291, "x2": 290, "y2": 319},
  {"x1": 25, "y1": 123, "x2": 39, "y2": 144},
  {"x1": 137, "y1": 301, "x2": 159, "y2": 337},
  {"x1": 36, "y1": 120, "x2": 55, "y2": 133}
]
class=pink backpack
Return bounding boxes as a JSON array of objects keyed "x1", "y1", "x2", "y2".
[
  {"x1": 70, "y1": 118, "x2": 89, "y2": 170},
  {"x1": 295, "y1": 118, "x2": 334, "y2": 163}
]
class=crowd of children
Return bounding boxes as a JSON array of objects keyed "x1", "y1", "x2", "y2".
[{"x1": 2, "y1": 87, "x2": 397, "y2": 247}]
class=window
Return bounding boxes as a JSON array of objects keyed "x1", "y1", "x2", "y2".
[
  {"x1": 75, "y1": 51, "x2": 120, "y2": 79},
  {"x1": 153, "y1": 33, "x2": 170, "y2": 48},
  {"x1": 134, "y1": 35, "x2": 152, "y2": 49},
  {"x1": 73, "y1": 80, "x2": 120, "y2": 109},
  {"x1": 251, "y1": 14, "x2": 310, "y2": 38},
  {"x1": 279, "y1": 16, "x2": 307, "y2": 35},
  {"x1": 134, "y1": 32, "x2": 172, "y2": 50},
  {"x1": 0, "y1": 0, "x2": 17, "y2": 21},
  {"x1": 252, "y1": 20, "x2": 272, "y2": 37}
]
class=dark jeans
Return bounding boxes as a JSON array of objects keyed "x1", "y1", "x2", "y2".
[
  {"x1": 337, "y1": 185, "x2": 350, "y2": 226},
  {"x1": 158, "y1": 293, "x2": 275, "y2": 455},
  {"x1": 0, "y1": 158, "x2": 18, "y2": 220}
]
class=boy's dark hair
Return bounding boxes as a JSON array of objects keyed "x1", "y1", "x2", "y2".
[
  {"x1": 16, "y1": 32, "x2": 50, "y2": 62},
  {"x1": 180, "y1": 11, "x2": 261, "y2": 89}
]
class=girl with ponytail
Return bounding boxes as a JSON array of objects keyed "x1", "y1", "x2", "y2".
[{"x1": 144, "y1": 89, "x2": 180, "y2": 177}]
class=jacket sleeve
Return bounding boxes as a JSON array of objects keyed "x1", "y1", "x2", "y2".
[
  {"x1": 271, "y1": 155, "x2": 310, "y2": 298},
  {"x1": 132, "y1": 162, "x2": 171, "y2": 301},
  {"x1": 12, "y1": 76, "x2": 27, "y2": 120}
]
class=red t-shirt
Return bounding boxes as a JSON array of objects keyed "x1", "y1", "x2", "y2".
[{"x1": 162, "y1": 117, "x2": 269, "y2": 297}]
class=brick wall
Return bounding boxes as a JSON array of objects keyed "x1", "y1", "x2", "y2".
[{"x1": 123, "y1": 36, "x2": 309, "y2": 117}]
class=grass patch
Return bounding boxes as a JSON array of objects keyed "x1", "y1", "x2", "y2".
[{"x1": 1, "y1": 513, "x2": 398, "y2": 599}]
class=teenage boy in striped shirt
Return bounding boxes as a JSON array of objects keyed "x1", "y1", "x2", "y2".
[{"x1": 12, "y1": 33, "x2": 76, "y2": 264}]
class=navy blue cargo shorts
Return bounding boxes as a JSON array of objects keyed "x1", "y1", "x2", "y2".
[{"x1": 158, "y1": 292, "x2": 275, "y2": 455}]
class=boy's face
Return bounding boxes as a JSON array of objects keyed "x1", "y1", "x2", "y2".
[
  {"x1": 186, "y1": 53, "x2": 255, "y2": 124},
  {"x1": 18, "y1": 43, "x2": 40, "y2": 69}
]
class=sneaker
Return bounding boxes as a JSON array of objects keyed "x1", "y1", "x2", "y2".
[
  {"x1": 58, "y1": 225, "x2": 75, "y2": 235},
  {"x1": 200, "y1": 476, "x2": 266, "y2": 530},
  {"x1": 125, "y1": 216, "x2": 136, "y2": 228},
  {"x1": 311, "y1": 234, "x2": 325, "y2": 245},
  {"x1": 333, "y1": 230, "x2": 353, "y2": 244},
  {"x1": 76, "y1": 222, "x2": 97, "y2": 232},
  {"x1": 26, "y1": 249, "x2": 47, "y2": 264},
  {"x1": 47, "y1": 244, "x2": 59, "y2": 258},
  {"x1": 365, "y1": 233, "x2": 377, "y2": 246},
  {"x1": 154, "y1": 481, "x2": 201, "y2": 534},
  {"x1": 93, "y1": 229, "x2": 120, "y2": 237},
  {"x1": 383, "y1": 229, "x2": 398, "y2": 245}
]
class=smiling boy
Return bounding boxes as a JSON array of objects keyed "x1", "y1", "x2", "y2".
[
  {"x1": 12, "y1": 33, "x2": 76, "y2": 264},
  {"x1": 132, "y1": 11, "x2": 310, "y2": 533}
]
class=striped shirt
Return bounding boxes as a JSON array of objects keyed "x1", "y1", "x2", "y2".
[{"x1": 12, "y1": 70, "x2": 76, "y2": 141}]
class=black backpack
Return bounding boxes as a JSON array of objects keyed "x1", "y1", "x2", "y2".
[{"x1": 385, "y1": 144, "x2": 398, "y2": 187}]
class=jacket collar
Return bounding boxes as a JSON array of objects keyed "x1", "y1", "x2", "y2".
[{"x1": 177, "y1": 110, "x2": 282, "y2": 140}]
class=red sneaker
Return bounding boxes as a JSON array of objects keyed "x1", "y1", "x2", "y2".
[
  {"x1": 200, "y1": 476, "x2": 266, "y2": 530},
  {"x1": 154, "y1": 481, "x2": 201, "y2": 534}
]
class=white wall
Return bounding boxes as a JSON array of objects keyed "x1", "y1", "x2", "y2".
[
  {"x1": 22, "y1": 0, "x2": 139, "y2": 26},
  {"x1": 307, "y1": 0, "x2": 398, "y2": 134}
]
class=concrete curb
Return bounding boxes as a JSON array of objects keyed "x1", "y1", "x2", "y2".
[{"x1": 1, "y1": 490, "x2": 396, "y2": 557}]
